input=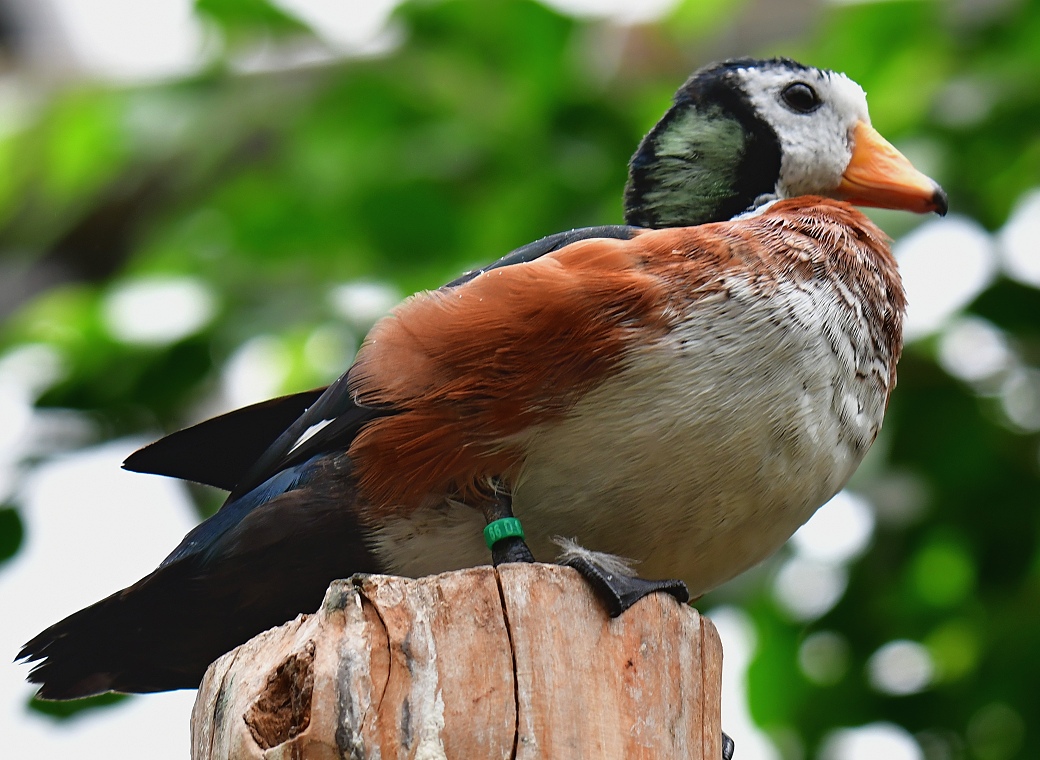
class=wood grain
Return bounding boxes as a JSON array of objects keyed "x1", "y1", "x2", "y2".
[{"x1": 192, "y1": 564, "x2": 722, "y2": 760}]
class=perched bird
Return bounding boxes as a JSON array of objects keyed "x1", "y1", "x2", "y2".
[{"x1": 21, "y1": 58, "x2": 946, "y2": 700}]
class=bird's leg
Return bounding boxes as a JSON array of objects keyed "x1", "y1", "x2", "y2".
[
  {"x1": 556, "y1": 540, "x2": 690, "y2": 618},
  {"x1": 482, "y1": 483, "x2": 535, "y2": 566},
  {"x1": 481, "y1": 485, "x2": 687, "y2": 618}
]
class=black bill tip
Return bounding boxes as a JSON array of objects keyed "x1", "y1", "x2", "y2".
[{"x1": 932, "y1": 184, "x2": 949, "y2": 217}]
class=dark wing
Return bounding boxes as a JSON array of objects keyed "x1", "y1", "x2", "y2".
[
  {"x1": 446, "y1": 225, "x2": 637, "y2": 287},
  {"x1": 226, "y1": 370, "x2": 394, "y2": 501},
  {"x1": 122, "y1": 224, "x2": 640, "y2": 492},
  {"x1": 122, "y1": 388, "x2": 325, "y2": 490}
]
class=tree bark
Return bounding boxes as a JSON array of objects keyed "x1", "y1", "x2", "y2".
[{"x1": 191, "y1": 564, "x2": 723, "y2": 760}]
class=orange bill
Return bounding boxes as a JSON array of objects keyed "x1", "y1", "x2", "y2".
[{"x1": 836, "y1": 121, "x2": 948, "y2": 215}]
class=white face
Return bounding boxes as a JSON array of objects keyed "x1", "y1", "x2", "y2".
[{"x1": 734, "y1": 64, "x2": 870, "y2": 199}]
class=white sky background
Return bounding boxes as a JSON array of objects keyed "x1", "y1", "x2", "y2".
[
  {"x1": 2, "y1": 1, "x2": 1033, "y2": 759},
  {"x1": 0, "y1": 441, "x2": 197, "y2": 759}
]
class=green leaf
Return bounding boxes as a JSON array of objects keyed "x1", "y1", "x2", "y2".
[
  {"x1": 910, "y1": 534, "x2": 977, "y2": 608},
  {"x1": 28, "y1": 693, "x2": 130, "y2": 720},
  {"x1": 0, "y1": 507, "x2": 23, "y2": 565},
  {"x1": 195, "y1": 0, "x2": 313, "y2": 42}
]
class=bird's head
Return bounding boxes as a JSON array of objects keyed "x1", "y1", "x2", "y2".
[{"x1": 624, "y1": 57, "x2": 947, "y2": 228}]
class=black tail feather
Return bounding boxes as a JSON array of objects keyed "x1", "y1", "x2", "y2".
[{"x1": 19, "y1": 472, "x2": 380, "y2": 699}]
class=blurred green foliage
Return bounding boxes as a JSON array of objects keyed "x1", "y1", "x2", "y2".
[
  {"x1": 2, "y1": 0, "x2": 1039, "y2": 756},
  {"x1": 27, "y1": 693, "x2": 128, "y2": 721},
  {"x1": 0, "y1": 507, "x2": 23, "y2": 565}
]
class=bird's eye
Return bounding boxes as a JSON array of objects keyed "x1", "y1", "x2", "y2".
[{"x1": 781, "y1": 82, "x2": 822, "y2": 114}]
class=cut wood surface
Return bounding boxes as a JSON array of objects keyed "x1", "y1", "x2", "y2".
[{"x1": 191, "y1": 564, "x2": 723, "y2": 760}]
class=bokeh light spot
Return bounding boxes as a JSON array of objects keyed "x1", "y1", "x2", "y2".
[
  {"x1": 272, "y1": 0, "x2": 400, "y2": 51},
  {"x1": 821, "y1": 723, "x2": 923, "y2": 760},
  {"x1": 329, "y1": 281, "x2": 399, "y2": 330},
  {"x1": 910, "y1": 537, "x2": 975, "y2": 607},
  {"x1": 0, "y1": 344, "x2": 66, "y2": 399},
  {"x1": 47, "y1": 0, "x2": 205, "y2": 82},
  {"x1": 933, "y1": 76, "x2": 996, "y2": 128},
  {"x1": 303, "y1": 324, "x2": 357, "y2": 380},
  {"x1": 867, "y1": 640, "x2": 934, "y2": 696},
  {"x1": 1000, "y1": 368, "x2": 1040, "y2": 432},
  {"x1": 938, "y1": 317, "x2": 1012, "y2": 384},
  {"x1": 773, "y1": 558, "x2": 848, "y2": 621},
  {"x1": 221, "y1": 335, "x2": 292, "y2": 408},
  {"x1": 967, "y1": 703, "x2": 1025, "y2": 760},
  {"x1": 999, "y1": 188, "x2": 1040, "y2": 288},
  {"x1": 541, "y1": 0, "x2": 679, "y2": 22},
  {"x1": 864, "y1": 470, "x2": 931, "y2": 527},
  {"x1": 925, "y1": 620, "x2": 980, "y2": 682},
  {"x1": 791, "y1": 490, "x2": 874, "y2": 564},
  {"x1": 102, "y1": 276, "x2": 216, "y2": 346},
  {"x1": 896, "y1": 216, "x2": 996, "y2": 341},
  {"x1": 798, "y1": 630, "x2": 850, "y2": 686}
]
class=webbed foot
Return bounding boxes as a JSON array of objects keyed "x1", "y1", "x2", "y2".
[{"x1": 558, "y1": 541, "x2": 689, "y2": 617}]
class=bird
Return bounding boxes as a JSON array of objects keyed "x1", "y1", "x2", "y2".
[{"x1": 20, "y1": 57, "x2": 947, "y2": 701}]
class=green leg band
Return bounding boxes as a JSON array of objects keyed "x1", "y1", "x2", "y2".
[{"x1": 484, "y1": 517, "x2": 525, "y2": 550}]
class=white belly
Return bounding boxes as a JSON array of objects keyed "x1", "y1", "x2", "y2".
[{"x1": 374, "y1": 277, "x2": 892, "y2": 596}]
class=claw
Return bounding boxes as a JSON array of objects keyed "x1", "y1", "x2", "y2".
[{"x1": 564, "y1": 553, "x2": 690, "y2": 617}]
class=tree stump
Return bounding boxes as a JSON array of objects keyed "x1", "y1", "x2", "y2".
[{"x1": 191, "y1": 564, "x2": 723, "y2": 760}]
